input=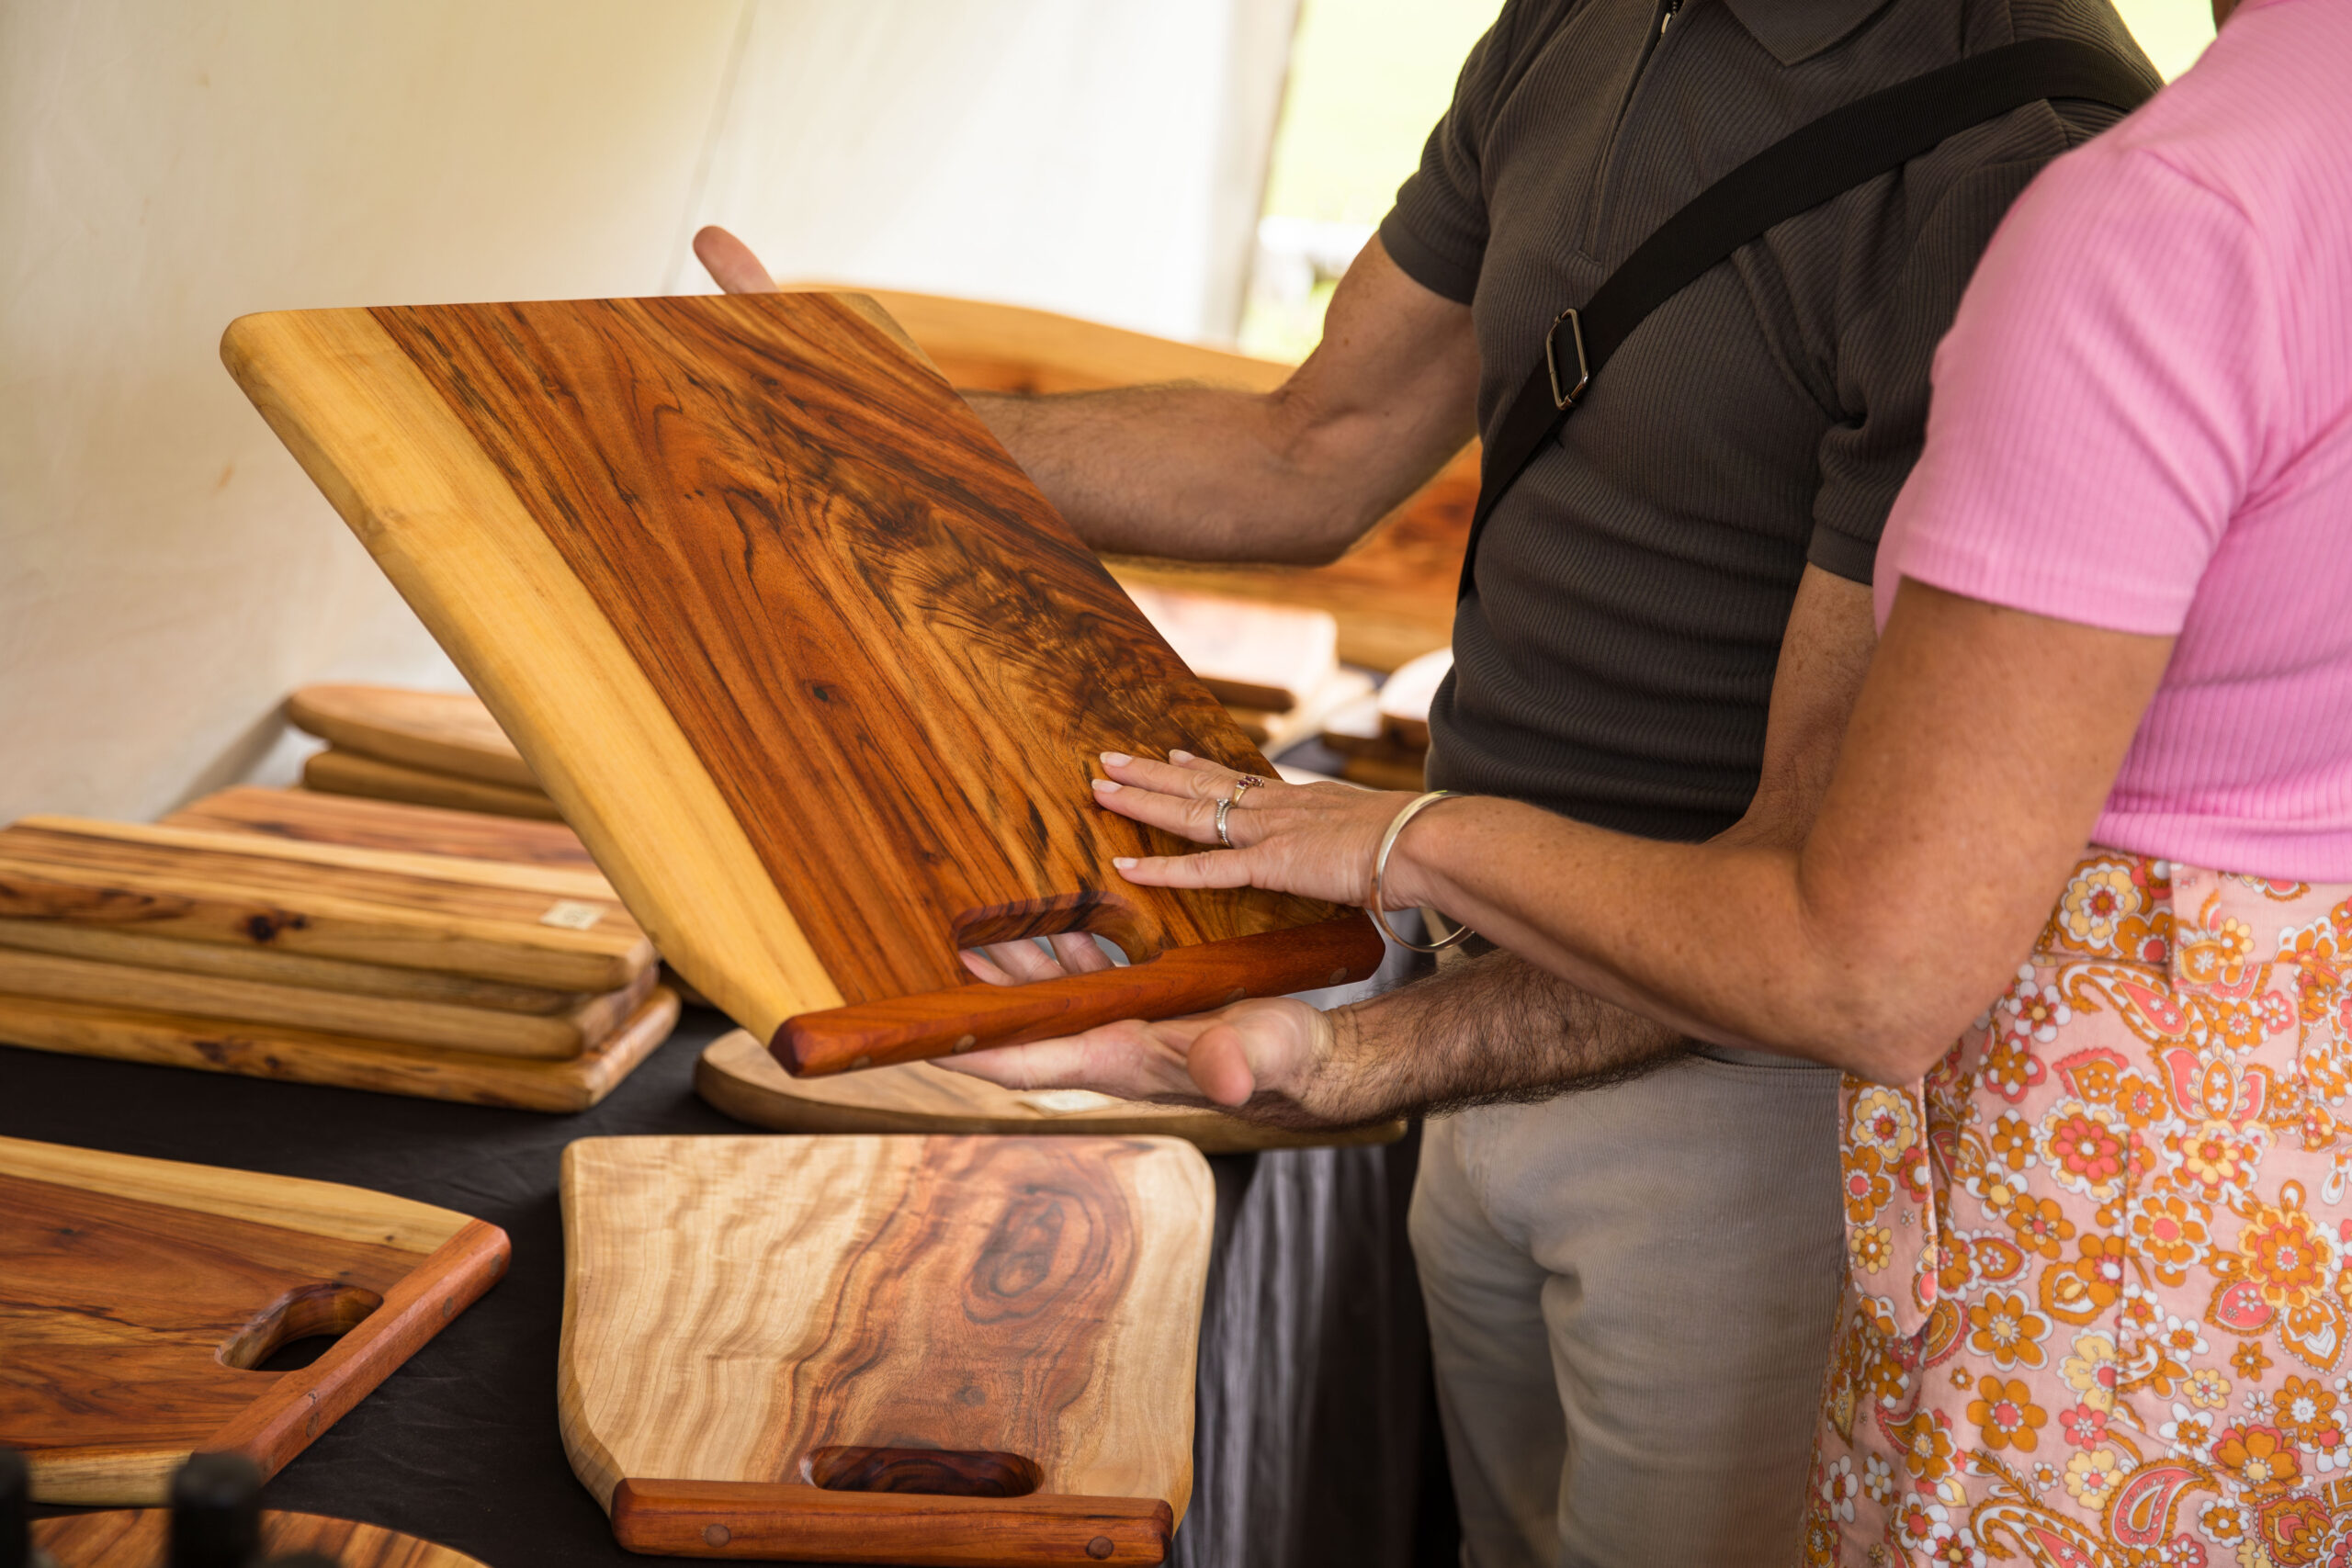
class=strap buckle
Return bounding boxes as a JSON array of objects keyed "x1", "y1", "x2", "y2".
[{"x1": 1544, "y1": 306, "x2": 1589, "y2": 410}]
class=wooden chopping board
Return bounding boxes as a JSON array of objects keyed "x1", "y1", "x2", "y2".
[
  {"x1": 560, "y1": 1134, "x2": 1210, "y2": 1565},
  {"x1": 33, "y1": 1509, "x2": 491, "y2": 1567},
  {"x1": 794, "y1": 287, "x2": 1469, "y2": 676},
  {"x1": 1375, "y1": 648, "x2": 1452, "y2": 752},
  {"x1": 0, "y1": 817, "x2": 650, "y2": 992},
  {"x1": 0, "y1": 946, "x2": 652, "y2": 1058},
  {"x1": 288, "y1": 682, "x2": 536, "y2": 789},
  {"x1": 0, "y1": 1136, "x2": 507, "y2": 1504},
  {"x1": 303, "y1": 749, "x2": 562, "y2": 822},
  {"x1": 0, "y1": 985, "x2": 678, "y2": 1112},
  {"x1": 694, "y1": 1029, "x2": 1403, "y2": 1154},
  {"x1": 221, "y1": 291, "x2": 1381, "y2": 1077},
  {"x1": 166, "y1": 785, "x2": 597, "y2": 871}
]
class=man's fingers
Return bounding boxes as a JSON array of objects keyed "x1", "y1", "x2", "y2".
[
  {"x1": 1046, "y1": 931, "x2": 1116, "y2": 974},
  {"x1": 1183, "y1": 1020, "x2": 1259, "y2": 1106},
  {"x1": 694, "y1": 225, "x2": 778, "y2": 293},
  {"x1": 958, "y1": 939, "x2": 1068, "y2": 986}
]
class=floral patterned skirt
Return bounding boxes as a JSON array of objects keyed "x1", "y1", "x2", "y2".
[{"x1": 1808, "y1": 852, "x2": 2352, "y2": 1568}]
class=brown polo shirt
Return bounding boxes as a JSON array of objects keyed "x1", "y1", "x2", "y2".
[{"x1": 1382, "y1": 0, "x2": 2155, "y2": 839}]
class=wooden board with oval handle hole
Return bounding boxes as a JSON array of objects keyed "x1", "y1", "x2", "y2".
[
  {"x1": 560, "y1": 1134, "x2": 1209, "y2": 1565},
  {"x1": 0, "y1": 1135, "x2": 508, "y2": 1505},
  {"x1": 220, "y1": 290, "x2": 1382, "y2": 1077}
]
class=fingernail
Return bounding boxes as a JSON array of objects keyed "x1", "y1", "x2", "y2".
[
  {"x1": 1091, "y1": 778, "x2": 1120, "y2": 793},
  {"x1": 1101, "y1": 751, "x2": 1131, "y2": 766},
  {"x1": 1113, "y1": 857, "x2": 1137, "y2": 869},
  {"x1": 1170, "y1": 750, "x2": 1194, "y2": 762}
]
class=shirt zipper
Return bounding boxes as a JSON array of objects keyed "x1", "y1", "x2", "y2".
[{"x1": 1577, "y1": 0, "x2": 1687, "y2": 255}]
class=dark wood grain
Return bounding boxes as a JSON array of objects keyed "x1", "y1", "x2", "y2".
[
  {"x1": 611, "y1": 1479, "x2": 1172, "y2": 1565},
  {"x1": 367, "y1": 294, "x2": 1362, "y2": 1016},
  {"x1": 165, "y1": 787, "x2": 598, "y2": 871},
  {"x1": 775, "y1": 920, "x2": 1382, "y2": 1075},
  {"x1": 34, "y1": 1507, "x2": 492, "y2": 1567},
  {"x1": 0, "y1": 1154, "x2": 506, "y2": 1502}
]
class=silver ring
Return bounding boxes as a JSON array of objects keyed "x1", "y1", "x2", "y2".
[
  {"x1": 1214, "y1": 797, "x2": 1237, "y2": 849},
  {"x1": 1227, "y1": 774, "x2": 1266, "y2": 807}
]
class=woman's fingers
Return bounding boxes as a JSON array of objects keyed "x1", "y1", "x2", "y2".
[
  {"x1": 1091, "y1": 775, "x2": 1225, "y2": 841},
  {"x1": 1110, "y1": 850, "x2": 1262, "y2": 888}
]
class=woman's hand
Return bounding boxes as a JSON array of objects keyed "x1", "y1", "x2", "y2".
[
  {"x1": 938, "y1": 993, "x2": 1338, "y2": 1112},
  {"x1": 1090, "y1": 750, "x2": 1425, "y2": 907}
]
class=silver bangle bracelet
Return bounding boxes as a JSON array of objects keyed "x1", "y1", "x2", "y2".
[{"x1": 1369, "y1": 790, "x2": 1472, "y2": 953}]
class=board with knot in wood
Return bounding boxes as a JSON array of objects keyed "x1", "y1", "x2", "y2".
[
  {"x1": 0, "y1": 1137, "x2": 508, "y2": 1505},
  {"x1": 559, "y1": 1134, "x2": 1210, "y2": 1565},
  {"x1": 220, "y1": 291, "x2": 1382, "y2": 1077},
  {"x1": 32, "y1": 1508, "x2": 491, "y2": 1567}
]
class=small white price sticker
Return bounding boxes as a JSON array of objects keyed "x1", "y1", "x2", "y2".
[{"x1": 538, "y1": 899, "x2": 606, "y2": 931}]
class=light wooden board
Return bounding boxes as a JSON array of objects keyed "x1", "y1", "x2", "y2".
[
  {"x1": 1375, "y1": 647, "x2": 1451, "y2": 753},
  {"x1": 222, "y1": 291, "x2": 1380, "y2": 1077},
  {"x1": 288, "y1": 683, "x2": 537, "y2": 789},
  {"x1": 695, "y1": 1029, "x2": 1402, "y2": 1154},
  {"x1": 560, "y1": 1134, "x2": 1210, "y2": 1564},
  {"x1": 33, "y1": 1508, "x2": 491, "y2": 1568},
  {"x1": 1122, "y1": 585, "x2": 1339, "y2": 714},
  {"x1": 0, "y1": 918, "x2": 588, "y2": 1016},
  {"x1": 0, "y1": 816, "x2": 650, "y2": 992},
  {"x1": 0, "y1": 1135, "x2": 507, "y2": 1504},
  {"x1": 167, "y1": 785, "x2": 598, "y2": 871},
  {"x1": 305, "y1": 749, "x2": 563, "y2": 821},
  {"x1": 0, "y1": 986, "x2": 680, "y2": 1113},
  {"x1": 0, "y1": 946, "x2": 651, "y2": 1058}
]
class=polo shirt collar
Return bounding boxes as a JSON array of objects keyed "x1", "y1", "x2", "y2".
[{"x1": 1718, "y1": 0, "x2": 1898, "y2": 64}]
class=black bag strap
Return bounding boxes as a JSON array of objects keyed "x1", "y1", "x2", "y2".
[{"x1": 1458, "y1": 36, "x2": 2155, "y2": 598}]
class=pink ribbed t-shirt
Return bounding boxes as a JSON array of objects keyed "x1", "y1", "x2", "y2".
[{"x1": 1872, "y1": 0, "x2": 2352, "y2": 882}]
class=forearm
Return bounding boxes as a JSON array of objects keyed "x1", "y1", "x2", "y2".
[
  {"x1": 1273, "y1": 947, "x2": 1687, "y2": 1126},
  {"x1": 968, "y1": 384, "x2": 1379, "y2": 564}
]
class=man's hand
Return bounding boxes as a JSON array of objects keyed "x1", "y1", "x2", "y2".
[
  {"x1": 695, "y1": 225, "x2": 778, "y2": 294},
  {"x1": 949, "y1": 995, "x2": 1335, "y2": 1114}
]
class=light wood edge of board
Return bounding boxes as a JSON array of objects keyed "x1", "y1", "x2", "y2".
[
  {"x1": 287, "y1": 683, "x2": 538, "y2": 790},
  {"x1": 13, "y1": 814, "x2": 608, "y2": 901},
  {"x1": 0, "y1": 1133, "x2": 473, "y2": 1251},
  {"x1": 32, "y1": 1509, "x2": 494, "y2": 1568},
  {"x1": 305, "y1": 748, "x2": 564, "y2": 821},
  {"x1": 694, "y1": 1030, "x2": 1405, "y2": 1155},
  {"x1": 0, "y1": 986, "x2": 681, "y2": 1113},
  {"x1": 220, "y1": 306, "x2": 842, "y2": 1036}
]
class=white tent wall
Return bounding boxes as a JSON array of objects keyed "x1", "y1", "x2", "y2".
[{"x1": 0, "y1": 0, "x2": 1295, "y2": 825}]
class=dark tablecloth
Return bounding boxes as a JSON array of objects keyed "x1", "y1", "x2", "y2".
[{"x1": 7, "y1": 1004, "x2": 1454, "y2": 1568}]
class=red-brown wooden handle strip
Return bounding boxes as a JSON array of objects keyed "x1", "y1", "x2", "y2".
[
  {"x1": 611, "y1": 1479, "x2": 1173, "y2": 1565},
  {"x1": 200, "y1": 1219, "x2": 510, "y2": 1478},
  {"x1": 773, "y1": 914, "x2": 1384, "y2": 1077}
]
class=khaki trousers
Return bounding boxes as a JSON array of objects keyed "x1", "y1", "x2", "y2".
[{"x1": 1410, "y1": 1051, "x2": 1845, "y2": 1567}]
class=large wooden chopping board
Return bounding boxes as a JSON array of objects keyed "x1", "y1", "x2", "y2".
[
  {"x1": 694, "y1": 1028, "x2": 1403, "y2": 1154},
  {"x1": 0, "y1": 818, "x2": 650, "y2": 992},
  {"x1": 166, "y1": 785, "x2": 597, "y2": 872},
  {"x1": 288, "y1": 682, "x2": 536, "y2": 789},
  {"x1": 0, "y1": 985, "x2": 678, "y2": 1112},
  {"x1": 560, "y1": 1134, "x2": 1209, "y2": 1565},
  {"x1": 221, "y1": 291, "x2": 1381, "y2": 1077},
  {"x1": 795, "y1": 287, "x2": 1470, "y2": 675},
  {"x1": 0, "y1": 1136, "x2": 507, "y2": 1504},
  {"x1": 33, "y1": 1509, "x2": 491, "y2": 1568}
]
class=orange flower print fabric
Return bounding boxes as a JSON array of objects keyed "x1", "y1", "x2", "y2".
[{"x1": 1808, "y1": 854, "x2": 2352, "y2": 1567}]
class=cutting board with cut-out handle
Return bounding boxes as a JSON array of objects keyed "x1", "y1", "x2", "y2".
[
  {"x1": 559, "y1": 1134, "x2": 1209, "y2": 1565},
  {"x1": 0, "y1": 1135, "x2": 507, "y2": 1504},
  {"x1": 220, "y1": 290, "x2": 1382, "y2": 1078}
]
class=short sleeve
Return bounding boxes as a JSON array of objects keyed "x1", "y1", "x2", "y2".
[
  {"x1": 1873, "y1": 146, "x2": 2270, "y2": 633},
  {"x1": 1375, "y1": 3, "x2": 1527, "y2": 305},
  {"x1": 1809, "y1": 155, "x2": 2064, "y2": 584}
]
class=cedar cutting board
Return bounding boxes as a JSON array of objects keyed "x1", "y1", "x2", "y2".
[
  {"x1": 288, "y1": 683, "x2": 537, "y2": 789},
  {"x1": 560, "y1": 1134, "x2": 1210, "y2": 1565},
  {"x1": 220, "y1": 291, "x2": 1381, "y2": 1076},
  {"x1": 0, "y1": 817, "x2": 650, "y2": 992},
  {"x1": 0, "y1": 1136, "x2": 507, "y2": 1504},
  {"x1": 694, "y1": 1028, "x2": 1404, "y2": 1155},
  {"x1": 167, "y1": 786, "x2": 597, "y2": 871},
  {"x1": 34, "y1": 1508, "x2": 491, "y2": 1568}
]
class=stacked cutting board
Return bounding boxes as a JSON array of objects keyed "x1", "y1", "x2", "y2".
[
  {"x1": 1318, "y1": 647, "x2": 1450, "y2": 792},
  {"x1": 290, "y1": 683, "x2": 560, "y2": 821},
  {"x1": 0, "y1": 794, "x2": 676, "y2": 1111}
]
